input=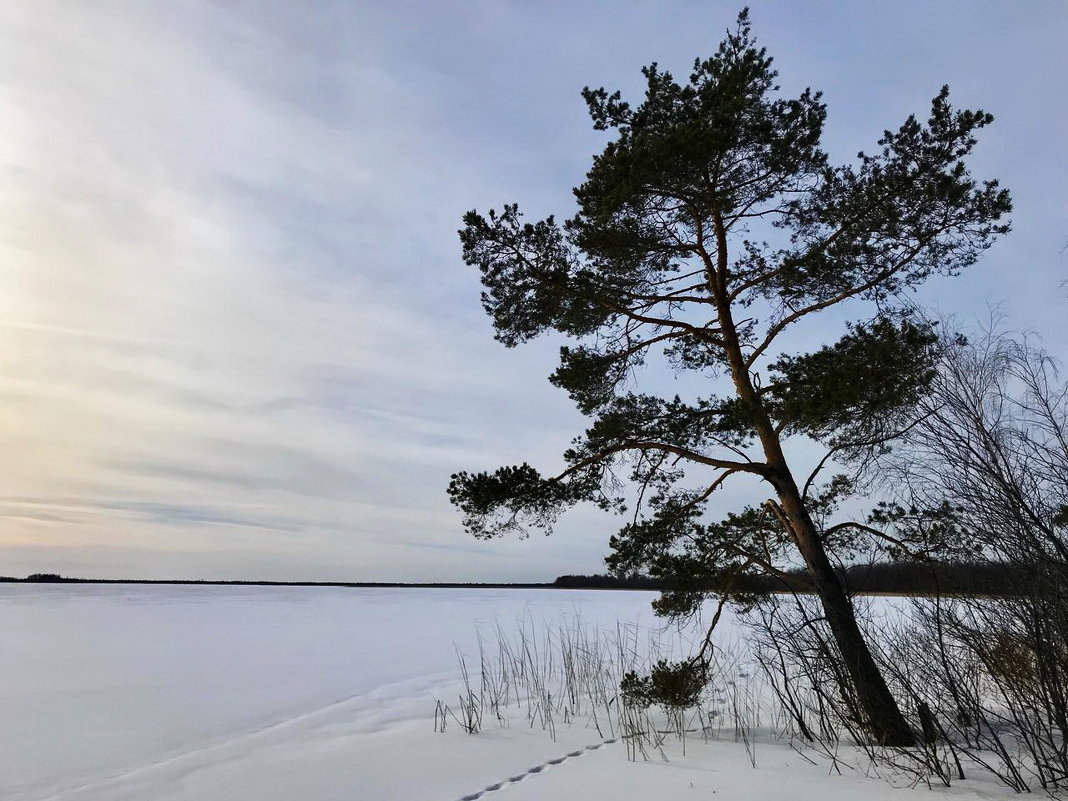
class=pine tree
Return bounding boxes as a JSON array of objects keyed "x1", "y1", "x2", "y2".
[{"x1": 449, "y1": 10, "x2": 1010, "y2": 745}]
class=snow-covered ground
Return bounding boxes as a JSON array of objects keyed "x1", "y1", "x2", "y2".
[{"x1": 1, "y1": 584, "x2": 1015, "y2": 800}]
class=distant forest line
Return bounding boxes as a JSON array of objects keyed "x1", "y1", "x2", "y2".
[
  {"x1": 0, "y1": 561, "x2": 1037, "y2": 595},
  {"x1": 0, "y1": 573, "x2": 553, "y2": 589},
  {"x1": 552, "y1": 561, "x2": 1033, "y2": 596}
]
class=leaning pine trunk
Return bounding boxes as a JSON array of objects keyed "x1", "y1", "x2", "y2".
[
  {"x1": 775, "y1": 473, "x2": 916, "y2": 746},
  {"x1": 715, "y1": 271, "x2": 915, "y2": 747}
]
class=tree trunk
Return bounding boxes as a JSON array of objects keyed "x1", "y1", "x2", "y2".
[
  {"x1": 772, "y1": 469, "x2": 917, "y2": 746},
  {"x1": 740, "y1": 398, "x2": 916, "y2": 746},
  {"x1": 708, "y1": 211, "x2": 914, "y2": 746}
]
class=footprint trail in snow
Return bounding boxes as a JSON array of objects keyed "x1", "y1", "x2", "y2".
[{"x1": 454, "y1": 738, "x2": 618, "y2": 801}]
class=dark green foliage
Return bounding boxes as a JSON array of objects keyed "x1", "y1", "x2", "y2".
[
  {"x1": 575, "y1": 10, "x2": 828, "y2": 255},
  {"x1": 865, "y1": 500, "x2": 975, "y2": 559},
  {"x1": 770, "y1": 85, "x2": 1009, "y2": 309},
  {"x1": 450, "y1": 8, "x2": 1011, "y2": 744},
  {"x1": 606, "y1": 499, "x2": 797, "y2": 620},
  {"x1": 447, "y1": 463, "x2": 603, "y2": 540},
  {"x1": 452, "y1": 6, "x2": 1009, "y2": 578},
  {"x1": 549, "y1": 345, "x2": 633, "y2": 415},
  {"x1": 460, "y1": 206, "x2": 618, "y2": 347},
  {"x1": 621, "y1": 659, "x2": 709, "y2": 711},
  {"x1": 452, "y1": 6, "x2": 1010, "y2": 584},
  {"x1": 766, "y1": 317, "x2": 941, "y2": 441}
]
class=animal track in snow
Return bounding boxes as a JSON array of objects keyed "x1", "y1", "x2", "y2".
[{"x1": 453, "y1": 738, "x2": 618, "y2": 801}]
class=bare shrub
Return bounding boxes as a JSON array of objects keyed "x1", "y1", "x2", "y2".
[
  {"x1": 869, "y1": 325, "x2": 1068, "y2": 793},
  {"x1": 433, "y1": 614, "x2": 754, "y2": 762}
]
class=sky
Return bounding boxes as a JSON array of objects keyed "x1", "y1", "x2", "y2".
[{"x1": 0, "y1": 1, "x2": 1065, "y2": 581}]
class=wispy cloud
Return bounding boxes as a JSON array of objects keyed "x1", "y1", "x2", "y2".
[{"x1": 0, "y1": 1, "x2": 1064, "y2": 581}]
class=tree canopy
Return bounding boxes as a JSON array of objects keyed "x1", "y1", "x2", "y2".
[{"x1": 449, "y1": 9, "x2": 1010, "y2": 745}]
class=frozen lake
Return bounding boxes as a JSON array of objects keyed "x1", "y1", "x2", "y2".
[
  {"x1": 2, "y1": 584, "x2": 1016, "y2": 801},
  {"x1": 1, "y1": 583, "x2": 670, "y2": 801}
]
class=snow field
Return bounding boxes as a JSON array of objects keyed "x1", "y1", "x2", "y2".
[{"x1": 1, "y1": 584, "x2": 1019, "y2": 801}]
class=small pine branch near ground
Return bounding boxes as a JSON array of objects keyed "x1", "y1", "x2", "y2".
[{"x1": 448, "y1": 8, "x2": 1011, "y2": 748}]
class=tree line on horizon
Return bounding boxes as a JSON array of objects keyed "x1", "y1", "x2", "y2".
[{"x1": 553, "y1": 560, "x2": 1035, "y2": 596}]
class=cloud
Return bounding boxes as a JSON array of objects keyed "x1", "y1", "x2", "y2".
[{"x1": 0, "y1": 1, "x2": 1064, "y2": 581}]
